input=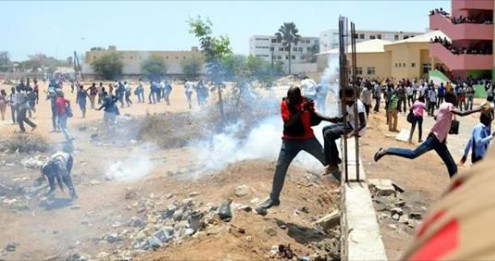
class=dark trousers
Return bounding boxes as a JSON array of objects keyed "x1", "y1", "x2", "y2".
[
  {"x1": 270, "y1": 138, "x2": 327, "y2": 201},
  {"x1": 17, "y1": 107, "x2": 36, "y2": 132},
  {"x1": 437, "y1": 96, "x2": 444, "y2": 107},
  {"x1": 407, "y1": 96, "x2": 414, "y2": 108},
  {"x1": 398, "y1": 98, "x2": 406, "y2": 112},
  {"x1": 374, "y1": 97, "x2": 381, "y2": 112},
  {"x1": 46, "y1": 170, "x2": 77, "y2": 198},
  {"x1": 408, "y1": 115, "x2": 423, "y2": 142},
  {"x1": 149, "y1": 91, "x2": 156, "y2": 104},
  {"x1": 428, "y1": 102, "x2": 435, "y2": 115},
  {"x1": 385, "y1": 134, "x2": 457, "y2": 177},
  {"x1": 467, "y1": 97, "x2": 474, "y2": 111},
  {"x1": 322, "y1": 123, "x2": 353, "y2": 166},
  {"x1": 364, "y1": 103, "x2": 370, "y2": 117}
]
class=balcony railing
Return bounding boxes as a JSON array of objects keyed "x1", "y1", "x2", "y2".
[
  {"x1": 430, "y1": 14, "x2": 493, "y2": 41},
  {"x1": 453, "y1": 0, "x2": 494, "y2": 11},
  {"x1": 430, "y1": 43, "x2": 492, "y2": 70}
]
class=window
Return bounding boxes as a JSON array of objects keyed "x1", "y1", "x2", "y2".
[
  {"x1": 370, "y1": 35, "x2": 376, "y2": 40},
  {"x1": 291, "y1": 55, "x2": 296, "y2": 60},
  {"x1": 394, "y1": 35, "x2": 399, "y2": 40},
  {"x1": 269, "y1": 47, "x2": 274, "y2": 51},
  {"x1": 360, "y1": 34, "x2": 365, "y2": 39},
  {"x1": 277, "y1": 55, "x2": 282, "y2": 60},
  {"x1": 399, "y1": 63, "x2": 401, "y2": 68},
  {"x1": 307, "y1": 47, "x2": 311, "y2": 52},
  {"x1": 395, "y1": 63, "x2": 398, "y2": 68},
  {"x1": 279, "y1": 47, "x2": 284, "y2": 51},
  {"x1": 403, "y1": 63, "x2": 406, "y2": 67},
  {"x1": 377, "y1": 34, "x2": 382, "y2": 39},
  {"x1": 354, "y1": 34, "x2": 359, "y2": 39},
  {"x1": 367, "y1": 67, "x2": 375, "y2": 75},
  {"x1": 356, "y1": 67, "x2": 363, "y2": 75},
  {"x1": 298, "y1": 47, "x2": 303, "y2": 52},
  {"x1": 271, "y1": 39, "x2": 276, "y2": 43},
  {"x1": 306, "y1": 40, "x2": 311, "y2": 44},
  {"x1": 411, "y1": 63, "x2": 415, "y2": 67},
  {"x1": 293, "y1": 47, "x2": 297, "y2": 52},
  {"x1": 285, "y1": 55, "x2": 289, "y2": 60},
  {"x1": 403, "y1": 36, "x2": 409, "y2": 40}
]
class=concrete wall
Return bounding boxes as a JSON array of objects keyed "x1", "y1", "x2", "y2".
[
  {"x1": 348, "y1": 52, "x2": 391, "y2": 80},
  {"x1": 386, "y1": 42, "x2": 429, "y2": 80}
]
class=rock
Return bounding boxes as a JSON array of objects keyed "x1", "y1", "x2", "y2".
[
  {"x1": 314, "y1": 210, "x2": 340, "y2": 231},
  {"x1": 188, "y1": 211, "x2": 204, "y2": 231},
  {"x1": 395, "y1": 199, "x2": 406, "y2": 207},
  {"x1": 184, "y1": 228, "x2": 195, "y2": 236},
  {"x1": 106, "y1": 233, "x2": 123, "y2": 244},
  {"x1": 219, "y1": 199, "x2": 233, "y2": 222},
  {"x1": 146, "y1": 236, "x2": 162, "y2": 250},
  {"x1": 89, "y1": 180, "x2": 101, "y2": 186},
  {"x1": 390, "y1": 207, "x2": 403, "y2": 216},
  {"x1": 301, "y1": 257, "x2": 311, "y2": 261},
  {"x1": 5, "y1": 242, "x2": 17, "y2": 252},
  {"x1": 90, "y1": 134, "x2": 99, "y2": 140},
  {"x1": 165, "y1": 193, "x2": 174, "y2": 199},
  {"x1": 235, "y1": 185, "x2": 251, "y2": 197},
  {"x1": 265, "y1": 228, "x2": 278, "y2": 237},
  {"x1": 300, "y1": 206, "x2": 310, "y2": 214},
  {"x1": 96, "y1": 252, "x2": 109, "y2": 259},
  {"x1": 163, "y1": 205, "x2": 177, "y2": 219},
  {"x1": 188, "y1": 191, "x2": 201, "y2": 197},
  {"x1": 388, "y1": 224, "x2": 397, "y2": 230},
  {"x1": 78, "y1": 125, "x2": 87, "y2": 132},
  {"x1": 279, "y1": 224, "x2": 287, "y2": 230},
  {"x1": 135, "y1": 231, "x2": 147, "y2": 241},
  {"x1": 173, "y1": 209, "x2": 184, "y2": 222},
  {"x1": 125, "y1": 190, "x2": 138, "y2": 200},
  {"x1": 153, "y1": 227, "x2": 174, "y2": 243},
  {"x1": 368, "y1": 179, "x2": 396, "y2": 196},
  {"x1": 392, "y1": 213, "x2": 401, "y2": 221},
  {"x1": 409, "y1": 212, "x2": 423, "y2": 220},
  {"x1": 392, "y1": 182, "x2": 405, "y2": 193},
  {"x1": 128, "y1": 216, "x2": 145, "y2": 227},
  {"x1": 255, "y1": 207, "x2": 267, "y2": 216}
]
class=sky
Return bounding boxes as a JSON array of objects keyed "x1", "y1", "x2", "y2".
[{"x1": 1, "y1": 0, "x2": 449, "y2": 61}]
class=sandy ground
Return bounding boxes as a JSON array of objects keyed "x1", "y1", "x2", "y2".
[
  {"x1": 360, "y1": 100, "x2": 487, "y2": 260},
  {"x1": 0, "y1": 81, "x2": 340, "y2": 260}
]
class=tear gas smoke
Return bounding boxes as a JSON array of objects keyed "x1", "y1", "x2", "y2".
[{"x1": 105, "y1": 144, "x2": 155, "y2": 182}]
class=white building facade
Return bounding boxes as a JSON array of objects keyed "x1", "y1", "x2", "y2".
[
  {"x1": 319, "y1": 29, "x2": 424, "y2": 52},
  {"x1": 249, "y1": 35, "x2": 320, "y2": 64}
]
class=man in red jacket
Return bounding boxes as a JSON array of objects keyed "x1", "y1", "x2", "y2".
[{"x1": 256, "y1": 86, "x2": 339, "y2": 213}]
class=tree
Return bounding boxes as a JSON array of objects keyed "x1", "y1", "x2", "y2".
[
  {"x1": 90, "y1": 52, "x2": 123, "y2": 80},
  {"x1": 275, "y1": 22, "x2": 301, "y2": 74},
  {"x1": 189, "y1": 16, "x2": 233, "y2": 122},
  {"x1": 181, "y1": 56, "x2": 203, "y2": 79},
  {"x1": 0, "y1": 52, "x2": 11, "y2": 72},
  {"x1": 141, "y1": 55, "x2": 167, "y2": 80}
]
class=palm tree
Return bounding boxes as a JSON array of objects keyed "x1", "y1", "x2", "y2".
[{"x1": 275, "y1": 22, "x2": 301, "y2": 75}]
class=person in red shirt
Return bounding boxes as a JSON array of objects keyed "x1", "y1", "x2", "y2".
[
  {"x1": 55, "y1": 90, "x2": 73, "y2": 141},
  {"x1": 256, "y1": 86, "x2": 338, "y2": 213}
]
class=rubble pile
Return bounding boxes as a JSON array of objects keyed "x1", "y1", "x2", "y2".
[{"x1": 369, "y1": 179, "x2": 425, "y2": 233}]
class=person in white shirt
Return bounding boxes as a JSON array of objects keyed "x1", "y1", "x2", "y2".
[
  {"x1": 373, "y1": 82, "x2": 382, "y2": 112},
  {"x1": 428, "y1": 86, "x2": 437, "y2": 116},
  {"x1": 406, "y1": 85, "x2": 415, "y2": 108},
  {"x1": 184, "y1": 79, "x2": 194, "y2": 109},
  {"x1": 322, "y1": 87, "x2": 367, "y2": 174},
  {"x1": 360, "y1": 85, "x2": 372, "y2": 116}
]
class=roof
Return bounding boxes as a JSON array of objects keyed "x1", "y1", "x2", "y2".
[
  {"x1": 385, "y1": 30, "x2": 450, "y2": 46},
  {"x1": 318, "y1": 39, "x2": 392, "y2": 55}
]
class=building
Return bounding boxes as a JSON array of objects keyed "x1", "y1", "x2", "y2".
[
  {"x1": 82, "y1": 46, "x2": 204, "y2": 75},
  {"x1": 317, "y1": 30, "x2": 448, "y2": 81},
  {"x1": 249, "y1": 35, "x2": 319, "y2": 73},
  {"x1": 429, "y1": 0, "x2": 494, "y2": 81},
  {"x1": 319, "y1": 29, "x2": 424, "y2": 53}
]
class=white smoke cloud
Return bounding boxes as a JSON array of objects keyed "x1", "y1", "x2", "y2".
[{"x1": 105, "y1": 144, "x2": 155, "y2": 182}]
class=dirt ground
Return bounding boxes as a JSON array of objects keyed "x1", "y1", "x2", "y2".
[
  {"x1": 0, "y1": 81, "x2": 340, "y2": 260},
  {"x1": 359, "y1": 101, "x2": 486, "y2": 260}
]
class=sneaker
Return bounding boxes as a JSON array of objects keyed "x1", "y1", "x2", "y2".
[{"x1": 374, "y1": 148, "x2": 386, "y2": 162}]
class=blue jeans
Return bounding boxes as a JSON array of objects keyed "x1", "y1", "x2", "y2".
[
  {"x1": 386, "y1": 134, "x2": 457, "y2": 177},
  {"x1": 270, "y1": 138, "x2": 327, "y2": 201}
]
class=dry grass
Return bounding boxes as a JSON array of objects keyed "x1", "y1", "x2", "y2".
[{"x1": 0, "y1": 134, "x2": 50, "y2": 153}]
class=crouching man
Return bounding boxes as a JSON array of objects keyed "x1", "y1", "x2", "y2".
[
  {"x1": 256, "y1": 86, "x2": 338, "y2": 214},
  {"x1": 40, "y1": 143, "x2": 78, "y2": 199}
]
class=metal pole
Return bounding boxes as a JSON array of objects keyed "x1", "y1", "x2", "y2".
[
  {"x1": 338, "y1": 17, "x2": 349, "y2": 183},
  {"x1": 351, "y1": 22, "x2": 360, "y2": 181}
]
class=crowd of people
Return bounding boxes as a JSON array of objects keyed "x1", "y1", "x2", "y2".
[
  {"x1": 429, "y1": 8, "x2": 492, "y2": 24},
  {"x1": 431, "y1": 36, "x2": 493, "y2": 55}
]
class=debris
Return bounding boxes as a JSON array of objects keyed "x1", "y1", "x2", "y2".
[
  {"x1": 78, "y1": 125, "x2": 87, "y2": 132},
  {"x1": 124, "y1": 190, "x2": 138, "y2": 200},
  {"x1": 235, "y1": 185, "x2": 251, "y2": 197},
  {"x1": 388, "y1": 224, "x2": 397, "y2": 230},
  {"x1": 173, "y1": 209, "x2": 184, "y2": 222},
  {"x1": 390, "y1": 207, "x2": 403, "y2": 216},
  {"x1": 165, "y1": 193, "x2": 174, "y2": 199},
  {"x1": 255, "y1": 207, "x2": 267, "y2": 216},
  {"x1": 300, "y1": 206, "x2": 310, "y2": 214},
  {"x1": 314, "y1": 210, "x2": 340, "y2": 231},
  {"x1": 89, "y1": 180, "x2": 101, "y2": 186},
  {"x1": 218, "y1": 199, "x2": 233, "y2": 222},
  {"x1": 368, "y1": 179, "x2": 396, "y2": 196},
  {"x1": 128, "y1": 216, "x2": 145, "y2": 227},
  {"x1": 188, "y1": 211, "x2": 203, "y2": 231},
  {"x1": 392, "y1": 182, "x2": 405, "y2": 193},
  {"x1": 409, "y1": 212, "x2": 423, "y2": 220},
  {"x1": 146, "y1": 236, "x2": 162, "y2": 250},
  {"x1": 22, "y1": 157, "x2": 44, "y2": 169},
  {"x1": 106, "y1": 233, "x2": 123, "y2": 244},
  {"x1": 392, "y1": 213, "x2": 401, "y2": 221},
  {"x1": 162, "y1": 205, "x2": 177, "y2": 219},
  {"x1": 5, "y1": 242, "x2": 17, "y2": 252},
  {"x1": 188, "y1": 191, "x2": 201, "y2": 197},
  {"x1": 153, "y1": 227, "x2": 174, "y2": 243},
  {"x1": 395, "y1": 199, "x2": 406, "y2": 207},
  {"x1": 70, "y1": 205, "x2": 81, "y2": 210},
  {"x1": 395, "y1": 129, "x2": 410, "y2": 142},
  {"x1": 265, "y1": 228, "x2": 277, "y2": 237}
]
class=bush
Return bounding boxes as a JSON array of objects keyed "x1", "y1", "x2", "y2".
[
  {"x1": 141, "y1": 55, "x2": 167, "y2": 80},
  {"x1": 90, "y1": 52, "x2": 123, "y2": 80}
]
